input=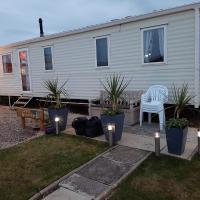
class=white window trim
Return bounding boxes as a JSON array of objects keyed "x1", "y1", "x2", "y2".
[
  {"x1": 94, "y1": 36, "x2": 110, "y2": 69},
  {"x1": 43, "y1": 46, "x2": 54, "y2": 71},
  {"x1": 141, "y1": 25, "x2": 167, "y2": 65},
  {"x1": 1, "y1": 52, "x2": 14, "y2": 74}
]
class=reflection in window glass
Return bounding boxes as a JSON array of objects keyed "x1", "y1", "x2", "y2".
[
  {"x1": 96, "y1": 38, "x2": 108, "y2": 67},
  {"x1": 44, "y1": 47, "x2": 53, "y2": 70},
  {"x1": 2, "y1": 54, "x2": 12, "y2": 73}
]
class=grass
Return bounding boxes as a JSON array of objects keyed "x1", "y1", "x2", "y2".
[
  {"x1": 0, "y1": 134, "x2": 108, "y2": 200},
  {"x1": 110, "y1": 154, "x2": 200, "y2": 200}
]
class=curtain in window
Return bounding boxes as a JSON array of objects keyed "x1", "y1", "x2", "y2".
[
  {"x1": 96, "y1": 38, "x2": 108, "y2": 66},
  {"x1": 44, "y1": 47, "x2": 53, "y2": 70},
  {"x1": 144, "y1": 30, "x2": 153, "y2": 63},
  {"x1": 158, "y1": 28, "x2": 164, "y2": 59},
  {"x1": 2, "y1": 54, "x2": 12, "y2": 73},
  {"x1": 143, "y1": 27, "x2": 164, "y2": 63}
]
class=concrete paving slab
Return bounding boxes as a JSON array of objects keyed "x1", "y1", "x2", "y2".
[
  {"x1": 103, "y1": 145, "x2": 149, "y2": 166},
  {"x1": 59, "y1": 173, "x2": 108, "y2": 198},
  {"x1": 120, "y1": 132, "x2": 167, "y2": 152},
  {"x1": 77, "y1": 156, "x2": 131, "y2": 185},
  {"x1": 43, "y1": 187, "x2": 91, "y2": 200},
  {"x1": 124, "y1": 122, "x2": 165, "y2": 137},
  {"x1": 95, "y1": 132, "x2": 166, "y2": 152}
]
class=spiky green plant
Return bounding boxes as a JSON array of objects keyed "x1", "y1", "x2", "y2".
[
  {"x1": 43, "y1": 79, "x2": 68, "y2": 108},
  {"x1": 101, "y1": 74, "x2": 130, "y2": 114},
  {"x1": 171, "y1": 83, "x2": 193, "y2": 119}
]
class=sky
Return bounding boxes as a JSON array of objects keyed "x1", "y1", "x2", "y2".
[{"x1": 0, "y1": 0, "x2": 199, "y2": 45}]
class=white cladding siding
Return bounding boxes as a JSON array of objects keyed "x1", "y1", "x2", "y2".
[{"x1": 0, "y1": 10, "x2": 196, "y2": 104}]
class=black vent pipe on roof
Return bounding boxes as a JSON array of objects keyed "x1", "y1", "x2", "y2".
[{"x1": 39, "y1": 18, "x2": 44, "y2": 37}]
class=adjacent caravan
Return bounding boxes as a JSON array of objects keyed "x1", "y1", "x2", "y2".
[{"x1": 0, "y1": 2, "x2": 200, "y2": 107}]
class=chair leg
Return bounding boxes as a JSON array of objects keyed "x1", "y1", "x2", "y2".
[
  {"x1": 159, "y1": 111, "x2": 164, "y2": 131},
  {"x1": 140, "y1": 109, "x2": 143, "y2": 127},
  {"x1": 148, "y1": 113, "x2": 151, "y2": 124}
]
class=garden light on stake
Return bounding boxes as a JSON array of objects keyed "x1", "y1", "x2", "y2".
[
  {"x1": 198, "y1": 129, "x2": 200, "y2": 155},
  {"x1": 55, "y1": 117, "x2": 60, "y2": 135},
  {"x1": 155, "y1": 132, "x2": 160, "y2": 156},
  {"x1": 107, "y1": 123, "x2": 115, "y2": 146}
]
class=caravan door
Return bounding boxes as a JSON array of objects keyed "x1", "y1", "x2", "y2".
[{"x1": 18, "y1": 49, "x2": 31, "y2": 92}]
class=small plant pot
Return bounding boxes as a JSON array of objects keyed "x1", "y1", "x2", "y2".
[
  {"x1": 48, "y1": 107, "x2": 68, "y2": 131},
  {"x1": 100, "y1": 113, "x2": 125, "y2": 143},
  {"x1": 165, "y1": 127, "x2": 188, "y2": 155}
]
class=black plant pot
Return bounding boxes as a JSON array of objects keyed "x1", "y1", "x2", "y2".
[
  {"x1": 100, "y1": 113, "x2": 125, "y2": 143},
  {"x1": 165, "y1": 127, "x2": 188, "y2": 155},
  {"x1": 48, "y1": 107, "x2": 68, "y2": 132}
]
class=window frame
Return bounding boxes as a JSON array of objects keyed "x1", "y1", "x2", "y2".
[
  {"x1": 43, "y1": 46, "x2": 54, "y2": 71},
  {"x1": 94, "y1": 35, "x2": 110, "y2": 68},
  {"x1": 141, "y1": 25, "x2": 167, "y2": 65},
  {"x1": 1, "y1": 53, "x2": 13, "y2": 74}
]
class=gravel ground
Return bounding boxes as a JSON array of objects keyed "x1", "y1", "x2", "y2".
[
  {"x1": 0, "y1": 106, "x2": 40, "y2": 149},
  {"x1": 0, "y1": 106, "x2": 87, "y2": 149}
]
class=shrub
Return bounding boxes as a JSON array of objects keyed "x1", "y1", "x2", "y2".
[
  {"x1": 43, "y1": 79, "x2": 68, "y2": 108},
  {"x1": 166, "y1": 118, "x2": 188, "y2": 129},
  {"x1": 101, "y1": 74, "x2": 130, "y2": 115}
]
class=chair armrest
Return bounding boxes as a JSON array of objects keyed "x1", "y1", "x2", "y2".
[
  {"x1": 141, "y1": 93, "x2": 149, "y2": 102},
  {"x1": 161, "y1": 95, "x2": 168, "y2": 104},
  {"x1": 164, "y1": 97, "x2": 168, "y2": 104}
]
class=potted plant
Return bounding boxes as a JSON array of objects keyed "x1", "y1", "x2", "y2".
[
  {"x1": 165, "y1": 83, "x2": 193, "y2": 155},
  {"x1": 44, "y1": 79, "x2": 69, "y2": 132},
  {"x1": 100, "y1": 74, "x2": 130, "y2": 143}
]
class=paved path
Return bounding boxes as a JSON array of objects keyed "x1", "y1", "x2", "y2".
[{"x1": 43, "y1": 146, "x2": 150, "y2": 200}]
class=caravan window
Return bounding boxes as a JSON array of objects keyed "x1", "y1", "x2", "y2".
[
  {"x1": 2, "y1": 54, "x2": 13, "y2": 73},
  {"x1": 95, "y1": 37, "x2": 109, "y2": 67},
  {"x1": 44, "y1": 47, "x2": 53, "y2": 70},
  {"x1": 142, "y1": 25, "x2": 167, "y2": 64}
]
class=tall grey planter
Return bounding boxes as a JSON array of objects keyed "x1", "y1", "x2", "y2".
[{"x1": 100, "y1": 113, "x2": 125, "y2": 143}]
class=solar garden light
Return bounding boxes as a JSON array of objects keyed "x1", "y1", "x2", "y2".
[
  {"x1": 107, "y1": 123, "x2": 115, "y2": 147},
  {"x1": 197, "y1": 129, "x2": 200, "y2": 155},
  {"x1": 55, "y1": 117, "x2": 60, "y2": 135},
  {"x1": 155, "y1": 131, "x2": 160, "y2": 156}
]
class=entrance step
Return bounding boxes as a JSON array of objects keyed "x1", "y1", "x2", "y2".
[
  {"x1": 12, "y1": 94, "x2": 33, "y2": 109},
  {"x1": 15, "y1": 101, "x2": 26, "y2": 105},
  {"x1": 19, "y1": 96, "x2": 32, "y2": 100}
]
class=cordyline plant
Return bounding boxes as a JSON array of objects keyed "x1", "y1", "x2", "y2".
[
  {"x1": 43, "y1": 79, "x2": 68, "y2": 108},
  {"x1": 166, "y1": 83, "x2": 193, "y2": 129},
  {"x1": 101, "y1": 74, "x2": 130, "y2": 115},
  {"x1": 171, "y1": 83, "x2": 193, "y2": 119}
]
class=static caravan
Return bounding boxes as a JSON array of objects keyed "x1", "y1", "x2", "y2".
[{"x1": 0, "y1": 2, "x2": 200, "y2": 107}]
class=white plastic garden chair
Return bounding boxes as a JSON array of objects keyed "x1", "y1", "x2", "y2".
[{"x1": 140, "y1": 85, "x2": 168, "y2": 131}]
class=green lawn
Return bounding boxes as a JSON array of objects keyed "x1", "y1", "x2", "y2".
[
  {"x1": 110, "y1": 154, "x2": 200, "y2": 200},
  {"x1": 0, "y1": 134, "x2": 108, "y2": 200}
]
